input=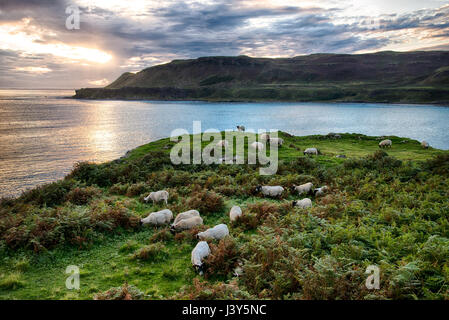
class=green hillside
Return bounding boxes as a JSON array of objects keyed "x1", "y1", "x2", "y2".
[{"x1": 1, "y1": 132, "x2": 448, "y2": 300}]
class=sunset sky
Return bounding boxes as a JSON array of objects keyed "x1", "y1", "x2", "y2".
[{"x1": 1, "y1": 0, "x2": 448, "y2": 88}]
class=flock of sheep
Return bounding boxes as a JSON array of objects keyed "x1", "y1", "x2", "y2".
[{"x1": 139, "y1": 130, "x2": 431, "y2": 275}]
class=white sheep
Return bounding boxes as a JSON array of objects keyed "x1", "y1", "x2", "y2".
[
  {"x1": 251, "y1": 141, "x2": 264, "y2": 151},
  {"x1": 379, "y1": 139, "x2": 392, "y2": 148},
  {"x1": 144, "y1": 190, "x2": 169, "y2": 205},
  {"x1": 291, "y1": 182, "x2": 313, "y2": 196},
  {"x1": 292, "y1": 198, "x2": 313, "y2": 209},
  {"x1": 197, "y1": 224, "x2": 229, "y2": 241},
  {"x1": 236, "y1": 125, "x2": 245, "y2": 132},
  {"x1": 170, "y1": 216, "x2": 203, "y2": 232},
  {"x1": 270, "y1": 137, "x2": 284, "y2": 146},
  {"x1": 140, "y1": 209, "x2": 173, "y2": 226},
  {"x1": 314, "y1": 186, "x2": 329, "y2": 197},
  {"x1": 191, "y1": 241, "x2": 211, "y2": 275},
  {"x1": 304, "y1": 148, "x2": 318, "y2": 155},
  {"x1": 229, "y1": 205, "x2": 242, "y2": 222},
  {"x1": 216, "y1": 140, "x2": 229, "y2": 148},
  {"x1": 255, "y1": 185, "x2": 284, "y2": 197},
  {"x1": 173, "y1": 209, "x2": 200, "y2": 225},
  {"x1": 421, "y1": 141, "x2": 430, "y2": 149},
  {"x1": 260, "y1": 133, "x2": 270, "y2": 141}
]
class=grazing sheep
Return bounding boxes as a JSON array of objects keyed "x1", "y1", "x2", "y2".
[
  {"x1": 314, "y1": 186, "x2": 329, "y2": 197},
  {"x1": 269, "y1": 137, "x2": 284, "y2": 146},
  {"x1": 216, "y1": 140, "x2": 229, "y2": 148},
  {"x1": 304, "y1": 147, "x2": 319, "y2": 155},
  {"x1": 291, "y1": 182, "x2": 313, "y2": 196},
  {"x1": 378, "y1": 139, "x2": 392, "y2": 148},
  {"x1": 140, "y1": 209, "x2": 173, "y2": 226},
  {"x1": 260, "y1": 133, "x2": 270, "y2": 142},
  {"x1": 336, "y1": 155, "x2": 347, "y2": 158},
  {"x1": 170, "y1": 216, "x2": 203, "y2": 232},
  {"x1": 191, "y1": 241, "x2": 211, "y2": 275},
  {"x1": 229, "y1": 206, "x2": 242, "y2": 222},
  {"x1": 173, "y1": 209, "x2": 200, "y2": 225},
  {"x1": 236, "y1": 125, "x2": 245, "y2": 132},
  {"x1": 292, "y1": 198, "x2": 313, "y2": 209},
  {"x1": 255, "y1": 185, "x2": 284, "y2": 197},
  {"x1": 421, "y1": 141, "x2": 430, "y2": 149},
  {"x1": 197, "y1": 224, "x2": 229, "y2": 241},
  {"x1": 327, "y1": 133, "x2": 341, "y2": 139},
  {"x1": 251, "y1": 141, "x2": 265, "y2": 151},
  {"x1": 144, "y1": 190, "x2": 169, "y2": 205}
]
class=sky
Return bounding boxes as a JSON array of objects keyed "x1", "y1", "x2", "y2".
[{"x1": 0, "y1": 0, "x2": 448, "y2": 88}]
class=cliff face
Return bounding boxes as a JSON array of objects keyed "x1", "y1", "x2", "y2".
[{"x1": 74, "y1": 51, "x2": 449, "y2": 103}]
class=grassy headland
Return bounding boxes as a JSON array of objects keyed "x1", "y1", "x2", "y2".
[
  {"x1": 0, "y1": 132, "x2": 448, "y2": 299},
  {"x1": 74, "y1": 51, "x2": 449, "y2": 104}
]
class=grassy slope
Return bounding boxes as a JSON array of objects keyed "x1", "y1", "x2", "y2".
[{"x1": 0, "y1": 132, "x2": 448, "y2": 300}]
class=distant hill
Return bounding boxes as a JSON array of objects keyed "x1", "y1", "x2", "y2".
[{"x1": 74, "y1": 51, "x2": 449, "y2": 103}]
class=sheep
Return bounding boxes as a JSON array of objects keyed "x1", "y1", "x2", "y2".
[
  {"x1": 314, "y1": 186, "x2": 329, "y2": 197},
  {"x1": 236, "y1": 125, "x2": 245, "y2": 132},
  {"x1": 292, "y1": 198, "x2": 313, "y2": 209},
  {"x1": 197, "y1": 224, "x2": 229, "y2": 241},
  {"x1": 251, "y1": 141, "x2": 264, "y2": 150},
  {"x1": 269, "y1": 137, "x2": 284, "y2": 146},
  {"x1": 378, "y1": 139, "x2": 392, "y2": 148},
  {"x1": 255, "y1": 185, "x2": 284, "y2": 197},
  {"x1": 170, "y1": 216, "x2": 203, "y2": 232},
  {"x1": 140, "y1": 209, "x2": 173, "y2": 226},
  {"x1": 229, "y1": 205, "x2": 242, "y2": 222},
  {"x1": 173, "y1": 209, "x2": 200, "y2": 225},
  {"x1": 144, "y1": 190, "x2": 169, "y2": 205},
  {"x1": 291, "y1": 182, "x2": 313, "y2": 196},
  {"x1": 303, "y1": 147, "x2": 318, "y2": 155},
  {"x1": 216, "y1": 140, "x2": 229, "y2": 148},
  {"x1": 259, "y1": 133, "x2": 270, "y2": 142},
  {"x1": 336, "y1": 155, "x2": 346, "y2": 158},
  {"x1": 191, "y1": 241, "x2": 211, "y2": 275},
  {"x1": 421, "y1": 141, "x2": 430, "y2": 149}
]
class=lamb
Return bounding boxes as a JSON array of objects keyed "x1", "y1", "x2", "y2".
[
  {"x1": 170, "y1": 216, "x2": 203, "y2": 232},
  {"x1": 260, "y1": 133, "x2": 270, "y2": 141},
  {"x1": 292, "y1": 198, "x2": 313, "y2": 209},
  {"x1": 229, "y1": 205, "x2": 242, "y2": 222},
  {"x1": 255, "y1": 185, "x2": 284, "y2": 197},
  {"x1": 236, "y1": 125, "x2": 245, "y2": 132},
  {"x1": 140, "y1": 209, "x2": 173, "y2": 226},
  {"x1": 251, "y1": 141, "x2": 265, "y2": 150},
  {"x1": 291, "y1": 182, "x2": 313, "y2": 196},
  {"x1": 216, "y1": 140, "x2": 229, "y2": 148},
  {"x1": 197, "y1": 224, "x2": 229, "y2": 241},
  {"x1": 314, "y1": 186, "x2": 329, "y2": 197},
  {"x1": 144, "y1": 190, "x2": 169, "y2": 205},
  {"x1": 304, "y1": 147, "x2": 319, "y2": 155},
  {"x1": 269, "y1": 137, "x2": 284, "y2": 146},
  {"x1": 191, "y1": 241, "x2": 211, "y2": 275},
  {"x1": 173, "y1": 209, "x2": 200, "y2": 225},
  {"x1": 378, "y1": 139, "x2": 392, "y2": 148},
  {"x1": 421, "y1": 141, "x2": 430, "y2": 149}
]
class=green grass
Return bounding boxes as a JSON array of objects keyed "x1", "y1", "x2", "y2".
[{"x1": 0, "y1": 131, "x2": 448, "y2": 300}]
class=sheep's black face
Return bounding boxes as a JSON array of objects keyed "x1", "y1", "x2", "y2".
[
  {"x1": 139, "y1": 220, "x2": 143, "y2": 226},
  {"x1": 169, "y1": 225, "x2": 176, "y2": 234},
  {"x1": 292, "y1": 201, "x2": 297, "y2": 207},
  {"x1": 255, "y1": 186, "x2": 262, "y2": 193},
  {"x1": 290, "y1": 186, "x2": 296, "y2": 192}
]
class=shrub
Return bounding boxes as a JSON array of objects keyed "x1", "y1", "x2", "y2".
[
  {"x1": 149, "y1": 228, "x2": 173, "y2": 242},
  {"x1": 125, "y1": 182, "x2": 148, "y2": 197},
  {"x1": 173, "y1": 278, "x2": 253, "y2": 300},
  {"x1": 186, "y1": 191, "x2": 224, "y2": 215},
  {"x1": 231, "y1": 212, "x2": 259, "y2": 231},
  {"x1": 93, "y1": 282, "x2": 144, "y2": 300},
  {"x1": 109, "y1": 183, "x2": 129, "y2": 195},
  {"x1": 119, "y1": 240, "x2": 140, "y2": 253},
  {"x1": 423, "y1": 154, "x2": 449, "y2": 175},
  {"x1": 174, "y1": 225, "x2": 207, "y2": 243},
  {"x1": 204, "y1": 237, "x2": 239, "y2": 278},
  {"x1": 131, "y1": 243, "x2": 169, "y2": 261},
  {"x1": 91, "y1": 207, "x2": 140, "y2": 230},
  {"x1": 65, "y1": 186, "x2": 102, "y2": 205},
  {"x1": 18, "y1": 179, "x2": 76, "y2": 207},
  {"x1": 0, "y1": 272, "x2": 25, "y2": 290}
]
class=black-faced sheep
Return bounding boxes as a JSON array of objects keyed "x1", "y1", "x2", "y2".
[
  {"x1": 237, "y1": 125, "x2": 245, "y2": 132},
  {"x1": 144, "y1": 190, "x2": 169, "y2": 205},
  {"x1": 303, "y1": 148, "x2": 319, "y2": 155},
  {"x1": 259, "y1": 133, "x2": 270, "y2": 142},
  {"x1": 173, "y1": 209, "x2": 200, "y2": 225},
  {"x1": 270, "y1": 137, "x2": 284, "y2": 146},
  {"x1": 216, "y1": 140, "x2": 229, "y2": 148},
  {"x1": 229, "y1": 205, "x2": 242, "y2": 221},
  {"x1": 379, "y1": 139, "x2": 392, "y2": 148},
  {"x1": 140, "y1": 209, "x2": 173, "y2": 226},
  {"x1": 251, "y1": 141, "x2": 264, "y2": 150},
  {"x1": 170, "y1": 216, "x2": 203, "y2": 233},
  {"x1": 197, "y1": 224, "x2": 229, "y2": 241},
  {"x1": 314, "y1": 186, "x2": 329, "y2": 197},
  {"x1": 255, "y1": 185, "x2": 284, "y2": 197},
  {"x1": 421, "y1": 141, "x2": 430, "y2": 149},
  {"x1": 291, "y1": 182, "x2": 313, "y2": 196},
  {"x1": 191, "y1": 241, "x2": 211, "y2": 275},
  {"x1": 292, "y1": 198, "x2": 312, "y2": 209}
]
